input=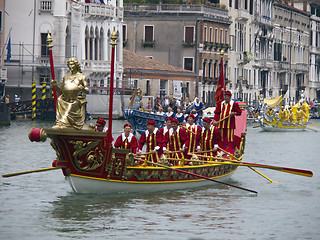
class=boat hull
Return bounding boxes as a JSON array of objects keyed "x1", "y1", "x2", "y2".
[
  {"x1": 28, "y1": 110, "x2": 247, "y2": 194},
  {"x1": 259, "y1": 116, "x2": 306, "y2": 132},
  {"x1": 66, "y1": 168, "x2": 237, "y2": 194}
]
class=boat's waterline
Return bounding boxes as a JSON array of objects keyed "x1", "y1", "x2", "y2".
[{"x1": 66, "y1": 169, "x2": 237, "y2": 194}]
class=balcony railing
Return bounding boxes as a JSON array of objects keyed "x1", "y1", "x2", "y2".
[
  {"x1": 293, "y1": 63, "x2": 308, "y2": 73},
  {"x1": 39, "y1": 0, "x2": 52, "y2": 12},
  {"x1": 83, "y1": 3, "x2": 123, "y2": 19},
  {"x1": 124, "y1": 4, "x2": 229, "y2": 22}
]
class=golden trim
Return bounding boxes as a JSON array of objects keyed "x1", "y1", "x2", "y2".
[{"x1": 70, "y1": 167, "x2": 237, "y2": 184}]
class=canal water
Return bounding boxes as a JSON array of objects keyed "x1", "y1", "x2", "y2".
[{"x1": 1, "y1": 119, "x2": 320, "y2": 240}]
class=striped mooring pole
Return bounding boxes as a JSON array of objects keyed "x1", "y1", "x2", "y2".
[
  {"x1": 41, "y1": 79, "x2": 46, "y2": 101},
  {"x1": 32, "y1": 78, "x2": 37, "y2": 121}
]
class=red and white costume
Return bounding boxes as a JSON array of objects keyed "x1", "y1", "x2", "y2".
[
  {"x1": 199, "y1": 125, "x2": 221, "y2": 157},
  {"x1": 114, "y1": 132, "x2": 138, "y2": 154},
  {"x1": 213, "y1": 100, "x2": 242, "y2": 143},
  {"x1": 184, "y1": 122, "x2": 202, "y2": 157},
  {"x1": 163, "y1": 126, "x2": 189, "y2": 159},
  {"x1": 138, "y1": 128, "x2": 163, "y2": 163}
]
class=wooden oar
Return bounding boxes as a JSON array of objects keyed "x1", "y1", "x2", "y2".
[
  {"x1": 189, "y1": 153, "x2": 275, "y2": 183},
  {"x1": 297, "y1": 123, "x2": 318, "y2": 132},
  {"x1": 215, "y1": 114, "x2": 231, "y2": 124},
  {"x1": 164, "y1": 150, "x2": 184, "y2": 154},
  {"x1": 134, "y1": 157, "x2": 257, "y2": 194},
  {"x1": 181, "y1": 126, "x2": 196, "y2": 135},
  {"x1": 2, "y1": 167, "x2": 60, "y2": 178},
  {"x1": 216, "y1": 146, "x2": 275, "y2": 182},
  {"x1": 308, "y1": 122, "x2": 320, "y2": 127},
  {"x1": 218, "y1": 147, "x2": 312, "y2": 177}
]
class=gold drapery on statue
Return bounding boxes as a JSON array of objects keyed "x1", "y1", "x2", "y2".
[{"x1": 51, "y1": 58, "x2": 89, "y2": 130}]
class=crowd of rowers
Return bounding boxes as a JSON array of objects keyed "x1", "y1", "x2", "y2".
[
  {"x1": 95, "y1": 91, "x2": 242, "y2": 165},
  {"x1": 266, "y1": 101, "x2": 309, "y2": 124}
]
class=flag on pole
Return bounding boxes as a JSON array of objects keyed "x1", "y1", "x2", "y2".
[
  {"x1": 215, "y1": 56, "x2": 225, "y2": 104},
  {"x1": 6, "y1": 36, "x2": 12, "y2": 62}
]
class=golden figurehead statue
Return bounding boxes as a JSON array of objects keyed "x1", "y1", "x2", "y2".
[{"x1": 51, "y1": 58, "x2": 89, "y2": 130}]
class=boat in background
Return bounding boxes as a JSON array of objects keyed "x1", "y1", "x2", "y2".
[
  {"x1": 124, "y1": 109, "x2": 166, "y2": 135},
  {"x1": 258, "y1": 95, "x2": 309, "y2": 131}
]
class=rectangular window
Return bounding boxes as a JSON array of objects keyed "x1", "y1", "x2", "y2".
[
  {"x1": 225, "y1": 30, "x2": 228, "y2": 44},
  {"x1": 185, "y1": 26, "x2": 194, "y2": 43},
  {"x1": 186, "y1": 82, "x2": 190, "y2": 98},
  {"x1": 146, "y1": 80, "x2": 150, "y2": 96},
  {"x1": 123, "y1": 25, "x2": 127, "y2": 41},
  {"x1": 203, "y1": 26, "x2": 207, "y2": 42},
  {"x1": 214, "y1": 28, "x2": 218, "y2": 43},
  {"x1": 209, "y1": 27, "x2": 213, "y2": 42},
  {"x1": 41, "y1": 33, "x2": 49, "y2": 57},
  {"x1": 220, "y1": 29, "x2": 223, "y2": 43},
  {"x1": 184, "y1": 58, "x2": 193, "y2": 71},
  {"x1": 0, "y1": 11, "x2": 2, "y2": 32},
  {"x1": 144, "y1": 26, "x2": 153, "y2": 42}
]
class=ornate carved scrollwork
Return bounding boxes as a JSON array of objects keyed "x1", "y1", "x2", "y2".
[
  {"x1": 50, "y1": 140, "x2": 64, "y2": 162},
  {"x1": 69, "y1": 140, "x2": 103, "y2": 171}
]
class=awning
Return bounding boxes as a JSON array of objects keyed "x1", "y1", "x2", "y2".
[{"x1": 264, "y1": 95, "x2": 283, "y2": 108}]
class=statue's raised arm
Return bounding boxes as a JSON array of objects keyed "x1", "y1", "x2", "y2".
[{"x1": 52, "y1": 58, "x2": 89, "y2": 130}]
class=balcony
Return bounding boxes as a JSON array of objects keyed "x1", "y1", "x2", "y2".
[
  {"x1": 274, "y1": 61, "x2": 290, "y2": 71},
  {"x1": 292, "y1": 63, "x2": 308, "y2": 73},
  {"x1": 253, "y1": 14, "x2": 273, "y2": 27},
  {"x1": 124, "y1": 4, "x2": 230, "y2": 23},
  {"x1": 83, "y1": 3, "x2": 123, "y2": 20},
  {"x1": 236, "y1": 9, "x2": 249, "y2": 22},
  {"x1": 83, "y1": 60, "x2": 110, "y2": 73},
  {"x1": 39, "y1": 0, "x2": 52, "y2": 13}
]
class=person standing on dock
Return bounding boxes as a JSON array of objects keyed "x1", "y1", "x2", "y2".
[
  {"x1": 213, "y1": 90, "x2": 242, "y2": 149},
  {"x1": 137, "y1": 120, "x2": 163, "y2": 163},
  {"x1": 114, "y1": 123, "x2": 138, "y2": 154}
]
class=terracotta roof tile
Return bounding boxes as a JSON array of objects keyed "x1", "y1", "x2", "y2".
[{"x1": 123, "y1": 49, "x2": 194, "y2": 74}]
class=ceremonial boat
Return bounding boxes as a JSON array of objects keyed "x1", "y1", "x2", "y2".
[
  {"x1": 258, "y1": 95, "x2": 309, "y2": 132},
  {"x1": 27, "y1": 30, "x2": 250, "y2": 194},
  {"x1": 29, "y1": 110, "x2": 247, "y2": 194}
]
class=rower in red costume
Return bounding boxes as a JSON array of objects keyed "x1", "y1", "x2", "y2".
[
  {"x1": 95, "y1": 118, "x2": 113, "y2": 141},
  {"x1": 183, "y1": 114, "x2": 201, "y2": 158},
  {"x1": 114, "y1": 123, "x2": 138, "y2": 154},
  {"x1": 213, "y1": 90, "x2": 242, "y2": 148},
  {"x1": 198, "y1": 117, "x2": 221, "y2": 158},
  {"x1": 158, "y1": 117, "x2": 172, "y2": 150},
  {"x1": 137, "y1": 120, "x2": 163, "y2": 163},
  {"x1": 163, "y1": 118, "x2": 189, "y2": 160}
]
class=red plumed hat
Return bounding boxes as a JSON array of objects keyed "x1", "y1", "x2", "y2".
[
  {"x1": 188, "y1": 114, "x2": 195, "y2": 120},
  {"x1": 147, "y1": 120, "x2": 156, "y2": 126},
  {"x1": 165, "y1": 116, "x2": 172, "y2": 122},
  {"x1": 224, "y1": 90, "x2": 232, "y2": 96},
  {"x1": 124, "y1": 123, "x2": 132, "y2": 129},
  {"x1": 203, "y1": 117, "x2": 211, "y2": 123},
  {"x1": 96, "y1": 118, "x2": 106, "y2": 126},
  {"x1": 171, "y1": 118, "x2": 179, "y2": 124}
]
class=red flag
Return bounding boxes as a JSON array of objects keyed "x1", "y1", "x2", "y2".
[{"x1": 215, "y1": 56, "x2": 225, "y2": 104}]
